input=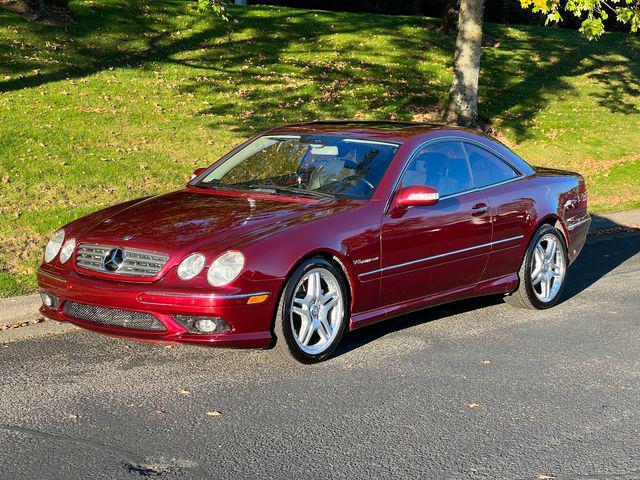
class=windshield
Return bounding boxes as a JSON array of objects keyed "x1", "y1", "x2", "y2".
[{"x1": 197, "y1": 134, "x2": 399, "y2": 199}]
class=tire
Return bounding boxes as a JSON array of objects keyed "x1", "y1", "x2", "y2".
[
  {"x1": 505, "y1": 224, "x2": 568, "y2": 310},
  {"x1": 271, "y1": 257, "x2": 349, "y2": 364}
]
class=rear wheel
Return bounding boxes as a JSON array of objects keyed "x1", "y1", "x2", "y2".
[
  {"x1": 271, "y1": 258, "x2": 348, "y2": 363},
  {"x1": 505, "y1": 224, "x2": 567, "y2": 310}
]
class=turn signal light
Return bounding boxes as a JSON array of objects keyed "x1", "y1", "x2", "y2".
[{"x1": 247, "y1": 294, "x2": 269, "y2": 305}]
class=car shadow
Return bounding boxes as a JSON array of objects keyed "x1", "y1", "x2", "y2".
[
  {"x1": 335, "y1": 296, "x2": 502, "y2": 358},
  {"x1": 561, "y1": 216, "x2": 640, "y2": 301},
  {"x1": 334, "y1": 216, "x2": 640, "y2": 358}
]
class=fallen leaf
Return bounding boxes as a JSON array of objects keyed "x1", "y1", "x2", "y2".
[{"x1": 206, "y1": 411, "x2": 222, "y2": 417}]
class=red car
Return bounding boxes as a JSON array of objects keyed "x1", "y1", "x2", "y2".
[{"x1": 38, "y1": 121, "x2": 590, "y2": 363}]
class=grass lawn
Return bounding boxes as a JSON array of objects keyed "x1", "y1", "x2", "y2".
[{"x1": 1, "y1": 0, "x2": 639, "y2": 297}]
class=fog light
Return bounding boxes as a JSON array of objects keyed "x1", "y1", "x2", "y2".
[
  {"x1": 41, "y1": 292, "x2": 52, "y2": 307},
  {"x1": 40, "y1": 292, "x2": 59, "y2": 310},
  {"x1": 195, "y1": 318, "x2": 217, "y2": 333},
  {"x1": 174, "y1": 315, "x2": 231, "y2": 334}
]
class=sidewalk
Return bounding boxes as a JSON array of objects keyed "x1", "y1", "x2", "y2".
[
  {"x1": 1, "y1": 209, "x2": 639, "y2": 333},
  {"x1": 0, "y1": 294, "x2": 42, "y2": 327},
  {"x1": 589, "y1": 209, "x2": 640, "y2": 231}
]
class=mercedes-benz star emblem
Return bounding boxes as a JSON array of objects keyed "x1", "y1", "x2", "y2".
[{"x1": 103, "y1": 247, "x2": 126, "y2": 272}]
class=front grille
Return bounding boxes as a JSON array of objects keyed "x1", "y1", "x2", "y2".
[
  {"x1": 76, "y1": 243, "x2": 169, "y2": 277},
  {"x1": 63, "y1": 301, "x2": 166, "y2": 331}
]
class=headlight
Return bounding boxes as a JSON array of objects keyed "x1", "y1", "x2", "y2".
[
  {"x1": 177, "y1": 253, "x2": 206, "y2": 280},
  {"x1": 44, "y1": 229, "x2": 65, "y2": 263},
  {"x1": 59, "y1": 238, "x2": 76, "y2": 264},
  {"x1": 207, "y1": 251, "x2": 245, "y2": 287}
]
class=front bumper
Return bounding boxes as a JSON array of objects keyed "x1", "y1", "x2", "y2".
[{"x1": 37, "y1": 267, "x2": 281, "y2": 348}]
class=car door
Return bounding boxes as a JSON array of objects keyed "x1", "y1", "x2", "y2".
[
  {"x1": 380, "y1": 140, "x2": 492, "y2": 307},
  {"x1": 463, "y1": 141, "x2": 529, "y2": 281}
]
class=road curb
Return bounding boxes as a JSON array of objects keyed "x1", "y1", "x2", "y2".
[
  {"x1": 0, "y1": 294, "x2": 42, "y2": 326},
  {"x1": 589, "y1": 209, "x2": 640, "y2": 231},
  {"x1": 1, "y1": 320, "x2": 79, "y2": 343},
  {"x1": 1, "y1": 209, "x2": 639, "y2": 335}
]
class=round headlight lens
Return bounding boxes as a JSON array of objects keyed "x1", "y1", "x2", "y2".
[
  {"x1": 207, "y1": 251, "x2": 245, "y2": 287},
  {"x1": 44, "y1": 229, "x2": 65, "y2": 263},
  {"x1": 59, "y1": 238, "x2": 76, "y2": 264},
  {"x1": 177, "y1": 253, "x2": 206, "y2": 280}
]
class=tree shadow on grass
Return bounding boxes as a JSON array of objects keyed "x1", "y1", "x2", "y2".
[
  {"x1": 0, "y1": 0, "x2": 219, "y2": 92},
  {"x1": 173, "y1": 9, "x2": 452, "y2": 133},
  {"x1": 479, "y1": 24, "x2": 640, "y2": 142},
  {"x1": 1, "y1": 1, "x2": 639, "y2": 140}
]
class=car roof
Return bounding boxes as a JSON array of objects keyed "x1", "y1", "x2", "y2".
[
  {"x1": 264, "y1": 120, "x2": 535, "y2": 175},
  {"x1": 265, "y1": 120, "x2": 480, "y2": 144}
]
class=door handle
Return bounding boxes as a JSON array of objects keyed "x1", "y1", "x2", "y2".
[{"x1": 471, "y1": 203, "x2": 488, "y2": 216}]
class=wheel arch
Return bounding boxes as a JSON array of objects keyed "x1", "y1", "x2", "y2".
[
  {"x1": 538, "y1": 214, "x2": 569, "y2": 248},
  {"x1": 274, "y1": 249, "x2": 355, "y2": 327},
  {"x1": 512, "y1": 214, "x2": 568, "y2": 280}
]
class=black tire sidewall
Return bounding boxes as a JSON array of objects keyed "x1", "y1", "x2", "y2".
[
  {"x1": 275, "y1": 257, "x2": 349, "y2": 364},
  {"x1": 522, "y1": 225, "x2": 568, "y2": 309}
]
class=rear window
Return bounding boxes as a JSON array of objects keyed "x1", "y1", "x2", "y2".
[{"x1": 464, "y1": 143, "x2": 518, "y2": 188}]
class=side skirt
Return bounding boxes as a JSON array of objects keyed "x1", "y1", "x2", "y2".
[{"x1": 349, "y1": 273, "x2": 519, "y2": 330}]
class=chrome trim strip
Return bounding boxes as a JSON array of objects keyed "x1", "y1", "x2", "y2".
[
  {"x1": 37, "y1": 269, "x2": 68, "y2": 284},
  {"x1": 342, "y1": 138, "x2": 400, "y2": 147},
  {"x1": 267, "y1": 135, "x2": 301, "y2": 140},
  {"x1": 359, "y1": 235, "x2": 525, "y2": 278},
  {"x1": 143, "y1": 291, "x2": 270, "y2": 300},
  {"x1": 567, "y1": 216, "x2": 591, "y2": 231}
]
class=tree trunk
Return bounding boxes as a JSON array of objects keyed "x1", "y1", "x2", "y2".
[
  {"x1": 442, "y1": 0, "x2": 459, "y2": 36},
  {"x1": 446, "y1": 0, "x2": 485, "y2": 127},
  {"x1": 26, "y1": 0, "x2": 45, "y2": 18}
]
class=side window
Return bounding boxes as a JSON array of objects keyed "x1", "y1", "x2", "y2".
[
  {"x1": 401, "y1": 141, "x2": 472, "y2": 197},
  {"x1": 464, "y1": 143, "x2": 518, "y2": 188}
]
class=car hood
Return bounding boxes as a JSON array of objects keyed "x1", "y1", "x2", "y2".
[{"x1": 77, "y1": 189, "x2": 358, "y2": 257}]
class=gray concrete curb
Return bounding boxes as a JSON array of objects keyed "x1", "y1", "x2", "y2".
[
  {"x1": 589, "y1": 209, "x2": 640, "y2": 231},
  {"x1": 1, "y1": 209, "x2": 639, "y2": 335},
  {"x1": 1, "y1": 321, "x2": 79, "y2": 343},
  {"x1": 0, "y1": 294, "x2": 42, "y2": 326}
]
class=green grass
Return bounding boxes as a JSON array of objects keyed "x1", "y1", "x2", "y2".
[{"x1": 1, "y1": 0, "x2": 639, "y2": 297}]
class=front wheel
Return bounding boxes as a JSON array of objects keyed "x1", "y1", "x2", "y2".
[
  {"x1": 505, "y1": 224, "x2": 568, "y2": 310},
  {"x1": 271, "y1": 258, "x2": 348, "y2": 363}
]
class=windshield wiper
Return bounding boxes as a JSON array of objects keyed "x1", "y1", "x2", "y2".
[
  {"x1": 244, "y1": 184, "x2": 335, "y2": 199},
  {"x1": 194, "y1": 182, "x2": 241, "y2": 192}
]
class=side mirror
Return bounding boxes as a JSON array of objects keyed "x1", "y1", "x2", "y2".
[
  {"x1": 396, "y1": 185, "x2": 439, "y2": 208},
  {"x1": 190, "y1": 167, "x2": 207, "y2": 181}
]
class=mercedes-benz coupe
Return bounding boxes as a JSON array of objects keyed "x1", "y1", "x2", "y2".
[{"x1": 38, "y1": 121, "x2": 590, "y2": 363}]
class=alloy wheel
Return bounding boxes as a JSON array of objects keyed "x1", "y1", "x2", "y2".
[
  {"x1": 530, "y1": 233, "x2": 566, "y2": 303},
  {"x1": 289, "y1": 267, "x2": 344, "y2": 355}
]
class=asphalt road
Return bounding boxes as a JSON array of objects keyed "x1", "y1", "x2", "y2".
[{"x1": 1, "y1": 232, "x2": 639, "y2": 480}]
